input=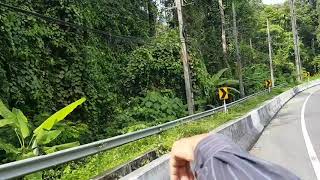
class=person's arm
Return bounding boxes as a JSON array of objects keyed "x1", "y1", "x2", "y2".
[
  {"x1": 170, "y1": 133, "x2": 208, "y2": 180},
  {"x1": 170, "y1": 133, "x2": 300, "y2": 180}
]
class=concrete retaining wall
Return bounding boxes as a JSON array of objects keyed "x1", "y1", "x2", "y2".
[{"x1": 120, "y1": 80, "x2": 320, "y2": 180}]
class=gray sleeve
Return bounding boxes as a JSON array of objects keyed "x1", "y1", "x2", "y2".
[{"x1": 193, "y1": 133, "x2": 300, "y2": 180}]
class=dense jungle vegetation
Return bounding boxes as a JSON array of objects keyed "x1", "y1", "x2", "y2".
[{"x1": 0, "y1": 0, "x2": 319, "y2": 177}]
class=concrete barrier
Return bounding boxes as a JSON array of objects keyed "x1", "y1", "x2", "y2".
[{"x1": 120, "y1": 80, "x2": 320, "y2": 180}]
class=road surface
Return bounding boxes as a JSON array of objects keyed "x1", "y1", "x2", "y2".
[{"x1": 251, "y1": 85, "x2": 320, "y2": 180}]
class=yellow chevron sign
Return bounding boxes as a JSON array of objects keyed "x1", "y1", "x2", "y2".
[
  {"x1": 219, "y1": 87, "x2": 229, "y2": 100},
  {"x1": 304, "y1": 72, "x2": 310, "y2": 78},
  {"x1": 265, "y1": 80, "x2": 272, "y2": 88}
]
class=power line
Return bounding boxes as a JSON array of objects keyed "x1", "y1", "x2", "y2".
[{"x1": 0, "y1": 2, "x2": 146, "y2": 44}]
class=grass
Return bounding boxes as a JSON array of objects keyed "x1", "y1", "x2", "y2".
[{"x1": 48, "y1": 86, "x2": 293, "y2": 180}]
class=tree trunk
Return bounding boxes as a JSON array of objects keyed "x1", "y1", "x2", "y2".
[
  {"x1": 232, "y1": 2, "x2": 245, "y2": 97},
  {"x1": 147, "y1": 0, "x2": 156, "y2": 37},
  {"x1": 289, "y1": 0, "x2": 302, "y2": 82},
  {"x1": 312, "y1": 38, "x2": 316, "y2": 72},
  {"x1": 175, "y1": 0, "x2": 194, "y2": 114},
  {"x1": 218, "y1": 0, "x2": 231, "y2": 72},
  {"x1": 267, "y1": 19, "x2": 275, "y2": 87}
]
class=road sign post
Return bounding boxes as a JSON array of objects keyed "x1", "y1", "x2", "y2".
[
  {"x1": 223, "y1": 99, "x2": 227, "y2": 113},
  {"x1": 265, "y1": 80, "x2": 272, "y2": 93},
  {"x1": 219, "y1": 87, "x2": 229, "y2": 113}
]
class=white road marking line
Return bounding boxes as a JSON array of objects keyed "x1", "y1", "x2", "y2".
[{"x1": 301, "y1": 90, "x2": 320, "y2": 180}]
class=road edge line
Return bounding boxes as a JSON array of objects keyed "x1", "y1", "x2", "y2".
[{"x1": 301, "y1": 90, "x2": 320, "y2": 180}]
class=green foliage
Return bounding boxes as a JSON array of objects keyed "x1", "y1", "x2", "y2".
[
  {"x1": 244, "y1": 64, "x2": 270, "y2": 94},
  {"x1": 0, "y1": 0, "x2": 319, "y2": 178},
  {"x1": 196, "y1": 65, "x2": 239, "y2": 105},
  {"x1": 312, "y1": 55, "x2": 320, "y2": 69},
  {"x1": 54, "y1": 122, "x2": 90, "y2": 144},
  {"x1": 128, "y1": 91, "x2": 186, "y2": 123},
  {"x1": 116, "y1": 90, "x2": 187, "y2": 134},
  {"x1": 34, "y1": 98, "x2": 86, "y2": 135},
  {"x1": 0, "y1": 101, "x2": 30, "y2": 141},
  {"x1": 120, "y1": 123, "x2": 149, "y2": 133},
  {"x1": 0, "y1": 97, "x2": 85, "y2": 164},
  {"x1": 123, "y1": 30, "x2": 184, "y2": 97},
  {"x1": 0, "y1": 0, "x2": 317, "y2": 143}
]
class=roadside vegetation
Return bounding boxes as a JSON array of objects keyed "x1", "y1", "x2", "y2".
[
  {"x1": 0, "y1": 0, "x2": 320, "y2": 179},
  {"x1": 45, "y1": 83, "x2": 307, "y2": 179}
]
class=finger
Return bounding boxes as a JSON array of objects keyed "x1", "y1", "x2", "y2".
[
  {"x1": 170, "y1": 156, "x2": 186, "y2": 180},
  {"x1": 171, "y1": 157, "x2": 191, "y2": 180},
  {"x1": 181, "y1": 162, "x2": 194, "y2": 180},
  {"x1": 179, "y1": 163, "x2": 194, "y2": 180},
  {"x1": 179, "y1": 167, "x2": 188, "y2": 180},
  {"x1": 171, "y1": 174, "x2": 179, "y2": 180},
  {"x1": 180, "y1": 174, "x2": 190, "y2": 180},
  {"x1": 186, "y1": 163, "x2": 195, "y2": 180}
]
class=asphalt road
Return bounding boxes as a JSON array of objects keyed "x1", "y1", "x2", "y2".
[{"x1": 251, "y1": 85, "x2": 320, "y2": 180}]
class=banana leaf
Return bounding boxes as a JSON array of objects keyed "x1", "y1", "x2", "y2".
[
  {"x1": 0, "y1": 100, "x2": 30, "y2": 139},
  {"x1": 34, "y1": 98, "x2": 86, "y2": 135},
  {"x1": 0, "y1": 119, "x2": 13, "y2": 127},
  {"x1": 0, "y1": 138, "x2": 20, "y2": 154},
  {"x1": 0, "y1": 100, "x2": 14, "y2": 119},
  {"x1": 12, "y1": 108, "x2": 30, "y2": 139},
  {"x1": 212, "y1": 68, "x2": 228, "y2": 80},
  {"x1": 36, "y1": 129, "x2": 61, "y2": 145},
  {"x1": 228, "y1": 87, "x2": 241, "y2": 94}
]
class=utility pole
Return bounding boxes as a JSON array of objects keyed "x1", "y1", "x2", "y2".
[
  {"x1": 175, "y1": 0, "x2": 194, "y2": 114},
  {"x1": 232, "y1": 2, "x2": 245, "y2": 97},
  {"x1": 218, "y1": 0, "x2": 231, "y2": 71},
  {"x1": 289, "y1": 0, "x2": 302, "y2": 82},
  {"x1": 267, "y1": 19, "x2": 275, "y2": 87}
]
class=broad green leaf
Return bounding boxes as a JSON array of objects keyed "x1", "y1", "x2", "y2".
[
  {"x1": 0, "y1": 100, "x2": 14, "y2": 119},
  {"x1": 12, "y1": 108, "x2": 30, "y2": 139},
  {"x1": 0, "y1": 119, "x2": 13, "y2": 127},
  {"x1": 34, "y1": 98, "x2": 86, "y2": 135},
  {"x1": 0, "y1": 138, "x2": 20, "y2": 154},
  {"x1": 43, "y1": 142, "x2": 80, "y2": 154},
  {"x1": 228, "y1": 87, "x2": 241, "y2": 94},
  {"x1": 36, "y1": 129, "x2": 61, "y2": 145},
  {"x1": 212, "y1": 68, "x2": 228, "y2": 80}
]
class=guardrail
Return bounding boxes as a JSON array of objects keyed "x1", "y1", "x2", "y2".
[{"x1": 0, "y1": 86, "x2": 283, "y2": 179}]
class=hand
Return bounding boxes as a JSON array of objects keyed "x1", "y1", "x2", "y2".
[{"x1": 170, "y1": 134, "x2": 209, "y2": 180}]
